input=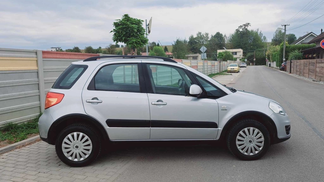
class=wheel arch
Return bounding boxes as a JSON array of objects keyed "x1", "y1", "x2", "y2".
[
  {"x1": 219, "y1": 111, "x2": 277, "y2": 144},
  {"x1": 47, "y1": 114, "x2": 109, "y2": 145}
]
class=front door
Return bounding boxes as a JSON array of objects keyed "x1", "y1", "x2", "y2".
[{"x1": 145, "y1": 64, "x2": 219, "y2": 140}]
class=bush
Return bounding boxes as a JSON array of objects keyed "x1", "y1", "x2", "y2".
[
  {"x1": 288, "y1": 50, "x2": 303, "y2": 60},
  {"x1": 149, "y1": 46, "x2": 167, "y2": 57}
]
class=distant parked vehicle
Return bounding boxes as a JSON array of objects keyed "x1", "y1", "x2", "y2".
[
  {"x1": 280, "y1": 62, "x2": 286, "y2": 71},
  {"x1": 239, "y1": 62, "x2": 247, "y2": 68},
  {"x1": 227, "y1": 63, "x2": 240, "y2": 73}
]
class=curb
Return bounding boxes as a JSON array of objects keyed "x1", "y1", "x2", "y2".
[{"x1": 0, "y1": 135, "x2": 41, "y2": 155}]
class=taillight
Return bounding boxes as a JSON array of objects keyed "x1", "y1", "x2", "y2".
[{"x1": 45, "y1": 92, "x2": 64, "y2": 109}]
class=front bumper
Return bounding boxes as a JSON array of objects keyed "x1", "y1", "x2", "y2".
[{"x1": 270, "y1": 112, "x2": 291, "y2": 143}]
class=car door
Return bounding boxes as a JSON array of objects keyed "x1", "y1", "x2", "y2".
[
  {"x1": 82, "y1": 63, "x2": 150, "y2": 141},
  {"x1": 145, "y1": 63, "x2": 220, "y2": 140}
]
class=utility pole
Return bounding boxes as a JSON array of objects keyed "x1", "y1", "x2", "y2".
[
  {"x1": 282, "y1": 24, "x2": 290, "y2": 63},
  {"x1": 145, "y1": 19, "x2": 148, "y2": 56}
]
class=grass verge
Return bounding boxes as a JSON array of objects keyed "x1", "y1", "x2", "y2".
[
  {"x1": 208, "y1": 71, "x2": 231, "y2": 78},
  {"x1": 0, "y1": 116, "x2": 39, "y2": 144}
]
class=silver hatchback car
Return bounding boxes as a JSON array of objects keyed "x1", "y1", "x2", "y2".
[{"x1": 38, "y1": 56, "x2": 291, "y2": 167}]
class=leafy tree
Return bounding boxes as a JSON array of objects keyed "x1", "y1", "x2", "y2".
[
  {"x1": 172, "y1": 39, "x2": 189, "y2": 59},
  {"x1": 111, "y1": 14, "x2": 148, "y2": 53},
  {"x1": 116, "y1": 49, "x2": 123, "y2": 55},
  {"x1": 222, "y1": 51, "x2": 234, "y2": 61},
  {"x1": 71, "y1": 47, "x2": 81, "y2": 52},
  {"x1": 229, "y1": 23, "x2": 266, "y2": 56},
  {"x1": 65, "y1": 49, "x2": 73, "y2": 52},
  {"x1": 196, "y1": 32, "x2": 209, "y2": 45},
  {"x1": 84, "y1": 46, "x2": 95, "y2": 53},
  {"x1": 287, "y1": 34, "x2": 297, "y2": 44},
  {"x1": 149, "y1": 46, "x2": 167, "y2": 57},
  {"x1": 271, "y1": 29, "x2": 284, "y2": 46},
  {"x1": 188, "y1": 35, "x2": 200, "y2": 53},
  {"x1": 208, "y1": 32, "x2": 225, "y2": 59},
  {"x1": 104, "y1": 44, "x2": 117, "y2": 54},
  {"x1": 164, "y1": 46, "x2": 169, "y2": 52},
  {"x1": 217, "y1": 52, "x2": 224, "y2": 60},
  {"x1": 95, "y1": 47, "x2": 102, "y2": 53},
  {"x1": 150, "y1": 42, "x2": 157, "y2": 51}
]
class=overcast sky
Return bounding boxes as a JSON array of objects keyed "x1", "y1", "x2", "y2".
[{"x1": 0, "y1": 0, "x2": 323, "y2": 50}]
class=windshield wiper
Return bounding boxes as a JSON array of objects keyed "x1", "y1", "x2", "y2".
[{"x1": 223, "y1": 84, "x2": 237, "y2": 93}]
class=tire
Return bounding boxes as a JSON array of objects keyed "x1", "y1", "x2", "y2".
[
  {"x1": 55, "y1": 124, "x2": 101, "y2": 167},
  {"x1": 227, "y1": 120, "x2": 270, "y2": 160}
]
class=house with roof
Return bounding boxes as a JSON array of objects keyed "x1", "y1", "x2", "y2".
[
  {"x1": 301, "y1": 30, "x2": 324, "y2": 59},
  {"x1": 292, "y1": 32, "x2": 317, "y2": 45}
]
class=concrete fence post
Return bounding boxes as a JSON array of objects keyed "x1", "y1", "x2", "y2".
[{"x1": 37, "y1": 50, "x2": 45, "y2": 112}]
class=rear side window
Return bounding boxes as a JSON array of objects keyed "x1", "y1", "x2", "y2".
[
  {"x1": 91, "y1": 64, "x2": 140, "y2": 92},
  {"x1": 52, "y1": 65, "x2": 88, "y2": 89}
]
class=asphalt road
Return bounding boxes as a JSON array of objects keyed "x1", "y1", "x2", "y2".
[
  {"x1": 112, "y1": 66, "x2": 324, "y2": 182},
  {"x1": 1, "y1": 66, "x2": 324, "y2": 182}
]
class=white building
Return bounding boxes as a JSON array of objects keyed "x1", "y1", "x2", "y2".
[{"x1": 217, "y1": 49, "x2": 243, "y2": 61}]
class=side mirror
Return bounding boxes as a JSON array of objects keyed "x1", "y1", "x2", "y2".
[{"x1": 189, "y1": 84, "x2": 202, "y2": 96}]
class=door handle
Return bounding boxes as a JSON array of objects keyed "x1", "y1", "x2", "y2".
[
  {"x1": 86, "y1": 97, "x2": 103, "y2": 104},
  {"x1": 151, "y1": 99, "x2": 167, "y2": 105}
]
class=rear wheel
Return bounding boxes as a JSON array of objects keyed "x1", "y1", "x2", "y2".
[
  {"x1": 55, "y1": 124, "x2": 101, "y2": 167},
  {"x1": 227, "y1": 119, "x2": 270, "y2": 160}
]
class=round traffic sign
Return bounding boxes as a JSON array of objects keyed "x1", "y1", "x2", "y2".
[{"x1": 321, "y1": 39, "x2": 324, "y2": 49}]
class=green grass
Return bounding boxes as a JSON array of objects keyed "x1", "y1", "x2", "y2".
[
  {"x1": 208, "y1": 71, "x2": 231, "y2": 78},
  {"x1": 0, "y1": 116, "x2": 40, "y2": 143}
]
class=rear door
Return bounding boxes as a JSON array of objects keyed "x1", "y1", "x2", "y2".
[{"x1": 82, "y1": 63, "x2": 150, "y2": 141}]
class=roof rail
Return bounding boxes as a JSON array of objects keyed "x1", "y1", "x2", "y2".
[{"x1": 83, "y1": 55, "x2": 177, "y2": 63}]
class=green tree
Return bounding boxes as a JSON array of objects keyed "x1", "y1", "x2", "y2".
[
  {"x1": 287, "y1": 34, "x2": 297, "y2": 44},
  {"x1": 172, "y1": 39, "x2": 189, "y2": 59},
  {"x1": 222, "y1": 51, "x2": 234, "y2": 61},
  {"x1": 95, "y1": 47, "x2": 102, "y2": 53},
  {"x1": 164, "y1": 46, "x2": 169, "y2": 52},
  {"x1": 208, "y1": 32, "x2": 225, "y2": 60},
  {"x1": 188, "y1": 35, "x2": 199, "y2": 53},
  {"x1": 149, "y1": 46, "x2": 167, "y2": 57},
  {"x1": 104, "y1": 44, "x2": 117, "y2": 54},
  {"x1": 111, "y1": 14, "x2": 148, "y2": 54},
  {"x1": 150, "y1": 42, "x2": 157, "y2": 51},
  {"x1": 84, "y1": 46, "x2": 95, "y2": 53},
  {"x1": 229, "y1": 23, "x2": 266, "y2": 56},
  {"x1": 271, "y1": 29, "x2": 284, "y2": 46}
]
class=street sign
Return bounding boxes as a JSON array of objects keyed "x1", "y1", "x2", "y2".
[
  {"x1": 201, "y1": 53, "x2": 207, "y2": 60},
  {"x1": 320, "y1": 39, "x2": 324, "y2": 49},
  {"x1": 200, "y1": 46, "x2": 207, "y2": 53}
]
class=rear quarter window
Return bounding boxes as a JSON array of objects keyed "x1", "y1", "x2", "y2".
[{"x1": 52, "y1": 64, "x2": 88, "y2": 89}]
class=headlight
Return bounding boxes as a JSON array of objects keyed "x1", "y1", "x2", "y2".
[{"x1": 269, "y1": 102, "x2": 285, "y2": 115}]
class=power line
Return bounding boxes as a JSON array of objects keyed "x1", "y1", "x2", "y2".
[
  {"x1": 288, "y1": 13, "x2": 324, "y2": 31},
  {"x1": 290, "y1": 0, "x2": 324, "y2": 24},
  {"x1": 286, "y1": 0, "x2": 315, "y2": 23}
]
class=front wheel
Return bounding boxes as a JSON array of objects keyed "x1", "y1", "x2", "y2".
[
  {"x1": 55, "y1": 124, "x2": 101, "y2": 167},
  {"x1": 227, "y1": 120, "x2": 270, "y2": 160}
]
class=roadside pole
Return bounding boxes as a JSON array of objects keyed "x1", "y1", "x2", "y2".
[{"x1": 282, "y1": 24, "x2": 289, "y2": 63}]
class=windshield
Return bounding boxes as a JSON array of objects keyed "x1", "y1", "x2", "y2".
[{"x1": 229, "y1": 64, "x2": 238, "y2": 67}]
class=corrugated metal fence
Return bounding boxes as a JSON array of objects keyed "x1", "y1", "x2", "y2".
[{"x1": 0, "y1": 48, "x2": 229, "y2": 127}]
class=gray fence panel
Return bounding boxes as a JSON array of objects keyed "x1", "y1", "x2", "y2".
[
  {"x1": 0, "y1": 70, "x2": 40, "y2": 126},
  {"x1": 0, "y1": 48, "x2": 37, "y2": 58}
]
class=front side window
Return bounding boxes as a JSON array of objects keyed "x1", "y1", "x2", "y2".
[
  {"x1": 195, "y1": 76, "x2": 226, "y2": 98},
  {"x1": 92, "y1": 64, "x2": 140, "y2": 92},
  {"x1": 147, "y1": 64, "x2": 192, "y2": 96}
]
